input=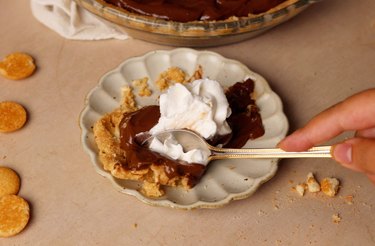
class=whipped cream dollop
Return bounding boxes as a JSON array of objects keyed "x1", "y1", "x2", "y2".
[
  {"x1": 148, "y1": 78, "x2": 232, "y2": 165},
  {"x1": 149, "y1": 134, "x2": 210, "y2": 165},
  {"x1": 150, "y1": 78, "x2": 232, "y2": 138}
]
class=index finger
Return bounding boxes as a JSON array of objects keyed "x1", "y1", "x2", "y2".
[{"x1": 279, "y1": 89, "x2": 375, "y2": 151}]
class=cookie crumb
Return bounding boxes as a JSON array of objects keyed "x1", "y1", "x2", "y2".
[
  {"x1": 332, "y1": 213, "x2": 341, "y2": 224},
  {"x1": 342, "y1": 195, "x2": 354, "y2": 205},
  {"x1": 295, "y1": 184, "x2": 306, "y2": 196},
  {"x1": 132, "y1": 77, "x2": 152, "y2": 97},
  {"x1": 321, "y1": 177, "x2": 340, "y2": 197},
  {"x1": 186, "y1": 65, "x2": 203, "y2": 83},
  {"x1": 306, "y1": 172, "x2": 320, "y2": 193},
  {"x1": 155, "y1": 67, "x2": 187, "y2": 91},
  {"x1": 257, "y1": 210, "x2": 267, "y2": 216},
  {"x1": 120, "y1": 86, "x2": 137, "y2": 112}
]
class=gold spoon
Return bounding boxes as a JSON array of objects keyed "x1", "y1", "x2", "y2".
[{"x1": 142, "y1": 129, "x2": 332, "y2": 161}]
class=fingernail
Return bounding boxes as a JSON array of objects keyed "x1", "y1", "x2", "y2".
[{"x1": 333, "y1": 143, "x2": 353, "y2": 164}]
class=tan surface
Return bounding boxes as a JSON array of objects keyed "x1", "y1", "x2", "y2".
[{"x1": 0, "y1": 0, "x2": 374, "y2": 245}]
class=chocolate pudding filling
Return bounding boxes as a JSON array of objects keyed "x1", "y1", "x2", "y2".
[
  {"x1": 118, "y1": 78, "x2": 264, "y2": 186},
  {"x1": 104, "y1": 0, "x2": 287, "y2": 22}
]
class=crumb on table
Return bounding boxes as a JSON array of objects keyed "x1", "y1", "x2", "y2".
[
  {"x1": 321, "y1": 177, "x2": 340, "y2": 197},
  {"x1": 306, "y1": 172, "x2": 320, "y2": 193},
  {"x1": 295, "y1": 183, "x2": 306, "y2": 197},
  {"x1": 332, "y1": 213, "x2": 341, "y2": 224}
]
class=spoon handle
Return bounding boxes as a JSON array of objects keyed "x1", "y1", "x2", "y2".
[{"x1": 209, "y1": 146, "x2": 332, "y2": 159}]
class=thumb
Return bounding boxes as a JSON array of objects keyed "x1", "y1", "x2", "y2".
[{"x1": 333, "y1": 138, "x2": 375, "y2": 175}]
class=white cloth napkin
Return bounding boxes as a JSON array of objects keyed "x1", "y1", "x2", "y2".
[{"x1": 31, "y1": 0, "x2": 128, "y2": 40}]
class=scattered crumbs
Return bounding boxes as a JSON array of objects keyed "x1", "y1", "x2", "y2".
[
  {"x1": 309, "y1": 224, "x2": 315, "y2": 229},
  {"x1": 361, "y1": 202, "x2": 372, "y2": 209},
  {"x1": 120, "y1": 85, "x2": 137, "y2": 111},
  {"x1": 132, "y1": 77, "x2": 152, "y2": 97},
  {"x1": 187, "y1": 65, "x2": 203, "y2": 83},
  {"x1": 113, "y1": 96, "x2": 116, "y2": 99},
  {"x1": 257, "y1": 210, "x2": 267, "y2": 216},
  {"x1": 272, "y1": 198, "x2": 280, "y2": 210},
  {"x1": 306, "y1": 172, "x2": 320, "y2": 193},
  {"x1": 154, "y1": 65, "x2": 203, "y2": 91},
  {"x1": 332, "y1": 213, "x2": 341, "y2": 224},
  {"x1": 342, "y1": 195, "x2": 354, "y2": 205},
  {"x1": 228, "y1": 165, "x2": 236, "y2": 170},
  {"x1": 321, "y1": 177, "x2": 340, "y2": 197},
  {"x1": 244, "y1": 178, "x2": 249, "y2": 181},
  {"x1": 133, "y1": 223, "x2": 138, "y2": 228},
  {"x1": 288, "y1": 180, "x2": 294, "y2": 184},
  {"x1": 2, "y1": 155, "x2": 6, "y2": 159},
  {"x1": 295, "y1": 183, "x2": 306, "y2": 197},
  {"x1": 292, "y1": 172, "x2": 341, "y2": 198},
  {"x1": 288, "y1": 197, "x2": 295, "y2": 203},
  {"x1": 155, "y1": 67, "x2": 187, "y2": 91}
]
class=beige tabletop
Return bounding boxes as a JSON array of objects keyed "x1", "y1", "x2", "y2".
[{"x1": 1, "y1": 0, "x2": 375, "y2": 245}]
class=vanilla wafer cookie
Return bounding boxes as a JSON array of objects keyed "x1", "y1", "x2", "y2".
[
  {"x1": 0, "y1": 52, "x2": 36, "y2": 80},
  {"x1": 0, "y1": 167, "x2": 20, "y2": 197},
  {"x1": 0, "y1": 195, "x2": 30, "y2": 237},
  {"x1": 0, "y1": 101, "x2": 27, "y2": 132}
]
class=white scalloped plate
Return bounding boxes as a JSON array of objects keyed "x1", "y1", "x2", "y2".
[{"x1": 80, "y1": 48, "x2": 288, "y2": 209}]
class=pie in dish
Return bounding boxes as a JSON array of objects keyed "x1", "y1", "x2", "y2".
[
  {"x1": 93, "y1": 66, "x2": 264, "y2": 197},
  {"x1": 102, "y1": 0, "x2": 296, "y2": 22},
  {"x1": 74, "y1": 0, "x2": 313, "y2": 47}
]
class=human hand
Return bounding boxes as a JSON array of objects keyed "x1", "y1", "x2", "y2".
[{"x1": 278, "y1": 89, "x2": 375, "y2": 183}]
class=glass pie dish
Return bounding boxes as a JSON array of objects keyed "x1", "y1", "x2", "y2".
[{"x1": 74, "y1": 0, "x2": 318, "y2": 47}]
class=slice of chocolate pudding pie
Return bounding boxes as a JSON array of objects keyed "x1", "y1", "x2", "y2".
[{"x1": 93, "y1": 68, "x2": 264, "y2": 197}]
